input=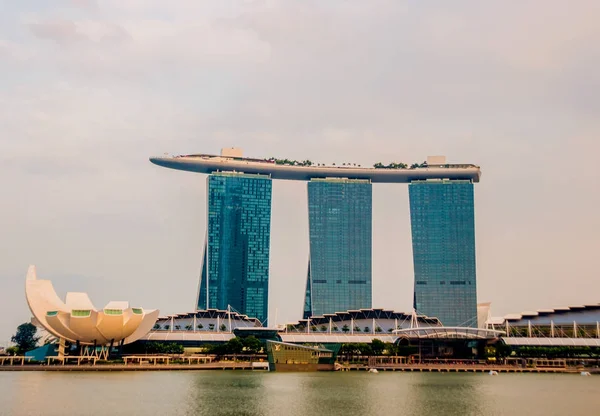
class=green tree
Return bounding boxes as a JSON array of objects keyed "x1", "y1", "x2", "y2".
[
  {"x1": 375, "y1": 326, "x2": 382, "y2": 333},
  {"x1": 11, "y1": 323, "x2": 40, "y2": 354},
  {"x1": 364, "y1": 326, "x2": 370, "y2": 333},
  {"x1": 242, "y1": 336, "x2": 262, "y2": 354},
  {"x1": 226, "y1": 337, "x2": 244, "y2": 354},
  {"x1": 320, "y1": 325, "x2": 327, "y2": 332},
  {"x1": 6, "y1": 346, "x2": 19, "y2": 355},
  {"x1": 220, "y1": 324, "x2": 227, "y2": 332},
  {"x1": 197, "y1": 324, "x2": 204, "y2": 330},
  {"x1": 371, "y1": 339, "x2": 385, "y2": 355},
  {"x1": 342, "y1": 324, "x2": 350, "y2": 333}
]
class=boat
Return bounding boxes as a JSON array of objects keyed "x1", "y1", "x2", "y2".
[
  {"x1": 581, "y1": 371, "x2": 591, "y2": 376},
  {"x1": 489, "y1": 370, "x2": 499, "y2": 375},
  {"x1": 369, "y1": 368, "x2": 379, "y2": 374}
]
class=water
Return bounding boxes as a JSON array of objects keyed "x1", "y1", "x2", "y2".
[{"x1": 0, "y1": 371, "x2": 598, "y2": 416}]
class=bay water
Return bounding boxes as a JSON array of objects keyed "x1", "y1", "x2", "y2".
[{"x1": 0, "y1": 371, "x2": 598, "y2": 416}]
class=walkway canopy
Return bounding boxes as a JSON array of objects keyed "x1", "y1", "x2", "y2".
[
  {"x1": 502, "y1": 337, "x2": 600, "y2": 347},
  {"x1": 394, "y1": 327, "x2": 504, "y2": 340}
]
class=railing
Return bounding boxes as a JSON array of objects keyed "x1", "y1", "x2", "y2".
[{"x1": 0, "y1": 356, "x2": 33, "y2": 366}]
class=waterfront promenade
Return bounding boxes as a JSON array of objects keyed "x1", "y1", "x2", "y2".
[{"x1": 1, "y1": 361, "x2": 596, "y2": 374}]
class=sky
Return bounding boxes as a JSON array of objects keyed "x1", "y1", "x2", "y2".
[{"x1": 1, "y1": 0, "x2": 599, "y2": 345}]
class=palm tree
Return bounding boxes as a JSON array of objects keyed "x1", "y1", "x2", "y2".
[{"x1": 197, "y1": 324, "x2": 204, "y2": 330}]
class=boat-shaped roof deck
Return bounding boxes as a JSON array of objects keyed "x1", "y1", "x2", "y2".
[{"x1": 149, "y1": 154, "x2": 481, "y2": 183}]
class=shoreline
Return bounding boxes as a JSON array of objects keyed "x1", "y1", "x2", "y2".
[{"x1": 1, "y1": 363, "x2": 596, "y2": 374}]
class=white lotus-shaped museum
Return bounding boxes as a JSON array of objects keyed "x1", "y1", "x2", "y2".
[{"x1": 25, "y1": 265, "x2": 159, "y2": 345}]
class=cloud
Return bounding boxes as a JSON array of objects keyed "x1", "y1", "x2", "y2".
[
  {"x1": 69, "y1": 0, "x2": 98, "y2": 10},
  {"x1": 1, "y1": 1, "x2": 600, "y2": 344},
  {"x1": 28, "y1": 19, "x2": 86, "y2": 44}
]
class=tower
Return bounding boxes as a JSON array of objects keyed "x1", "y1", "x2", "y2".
[
  {"x1": 303, "y1": 178, "x2": 372, "y2": 318},
  {"x1": 409, "y1": 179, "x2": 477, "y2": 327},
  {"x1": 197, "y1": 172, "x2": 272, "y2": 324}
]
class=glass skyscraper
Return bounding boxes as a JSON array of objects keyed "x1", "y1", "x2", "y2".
[
  {"x1": 197, "y1": 172, "x2": 272, "y2": 324},
  {"x1": 303, "y1": 178, "x2": 372, "y2": 318},
  {"x1": 409, "y1": 179, "x2": 477, "y2": 327}
]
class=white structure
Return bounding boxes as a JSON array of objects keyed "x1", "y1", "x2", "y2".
[{"x1": 25, "y1": 265, "x2": 159, "y2": 346}]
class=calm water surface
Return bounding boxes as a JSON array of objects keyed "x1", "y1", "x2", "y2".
[{"x1": 0, "y1": 371, "x2": 598, "y2": 416}]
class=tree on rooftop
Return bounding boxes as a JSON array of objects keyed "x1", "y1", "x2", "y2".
[
  {"x1": 342, "y1": 324, "x2": 349, "y2": 333},
  {"x1": 220, "y1": 324, "x2": 227, "y2": 332}
]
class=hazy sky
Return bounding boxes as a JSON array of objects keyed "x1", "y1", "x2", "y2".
[{"x1": 1, "y1": 0, "x2": 599, "y2": 345}]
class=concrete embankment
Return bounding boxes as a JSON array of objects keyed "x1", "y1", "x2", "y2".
[
  {"x1": 338, "y1": 364, "x2": 596, "y2": 374},
  {"x1": 0, "y1": 362, "x2": 265, "y2": 372},
  {"x1": 2, "y1": 363, "x2": 597, "y2": 373}
]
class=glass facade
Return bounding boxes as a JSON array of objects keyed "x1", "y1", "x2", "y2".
[
  {"x1": 196, "y1": 172, "x2": 272, "y2": 325},
  {"x1": 304, "y1": 178, "x2": 372, "y2": 318},
  {"x1": 409, "y1": 179, "x2": 477, "y2": 327}
]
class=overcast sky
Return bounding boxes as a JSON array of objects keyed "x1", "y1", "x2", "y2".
[{"x1": 1, "y1": 0, "x2": 599, "y2": 345}]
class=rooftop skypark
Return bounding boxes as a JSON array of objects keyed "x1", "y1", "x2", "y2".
[{"x1": 150, "y1": 149, "x2": 481, "y2": 183}]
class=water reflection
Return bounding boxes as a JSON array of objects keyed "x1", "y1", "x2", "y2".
[
  {"x1": 404, "y1": 373, "x2": 484, "y2": 416},
  {"x1": 1, "y1": 371, "x2": 600, "y2": 416},
  {"x1": 188, "y1": 372, "x2": 265, "y2": 416}
]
